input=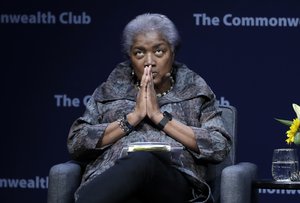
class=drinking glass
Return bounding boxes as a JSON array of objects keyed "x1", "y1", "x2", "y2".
[{"x1": 272, "y1": 148, "x2": 299, "y2": 181}]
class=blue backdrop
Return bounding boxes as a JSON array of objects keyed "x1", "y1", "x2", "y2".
[{"x1": 1, "y1": 0, "x2": 300, "y2": 202}]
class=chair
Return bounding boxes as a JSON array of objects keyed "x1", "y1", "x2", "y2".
[
  {"x1": 206, "y1": 105, "x2": 257, "y2": 203},
  {"x1": 47, "y1": 105, "x2": 257, "y2": 203}
]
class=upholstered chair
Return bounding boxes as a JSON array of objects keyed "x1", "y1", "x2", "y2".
[{"x1": 47, "y1": 105, "x2": 257, "y2": 203}]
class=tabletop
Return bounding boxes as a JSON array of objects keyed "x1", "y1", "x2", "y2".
[{"x1": 253, "y1": 179, "x2": 300, "y2": 189}]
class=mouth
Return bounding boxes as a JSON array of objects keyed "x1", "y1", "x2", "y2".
[{"x1": 152, "y1": 72, "x2": 158, "y2": 78}]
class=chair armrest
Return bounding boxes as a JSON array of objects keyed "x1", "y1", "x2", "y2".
[
  {"x1": 220, "y1": 162, "x2": 257, "y2": 203},
  {"x1": 47, "y1": 162, "x2": 82, "y2": 203}
]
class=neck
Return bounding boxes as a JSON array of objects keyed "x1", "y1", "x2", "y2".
[{"x1": 155, "y1": 77, "x2": 174, "y2": 97}]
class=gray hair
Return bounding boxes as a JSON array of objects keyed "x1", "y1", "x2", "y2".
[{"x1": 122, "y1": 13, "x2": 181, "y2": 56}]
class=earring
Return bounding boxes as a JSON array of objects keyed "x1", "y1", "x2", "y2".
[{"x1": 131, "y1": 69, "x2": 139, "y2": 86}]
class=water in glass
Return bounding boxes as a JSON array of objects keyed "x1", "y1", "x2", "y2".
[{"x1": 272, "y1": 148, "x2": 299, "y2": 181}]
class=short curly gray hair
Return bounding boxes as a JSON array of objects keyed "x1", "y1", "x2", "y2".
[{"x1": 122, "y1": 13, "x2": 181, "y2": 56}]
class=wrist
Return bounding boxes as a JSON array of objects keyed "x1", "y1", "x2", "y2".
[
  {"x1": 156, "y1": 111, "x2": 172, "y2": 131},
  {"x1": 117, "y1": 114, "x2": 135, "y2": 134},
  {"x1": 149, "y1": 111, "x2": 163, "y2": 124},
  {"x1": 127, "y1": 111, "x2": 143, "y2": 126}
]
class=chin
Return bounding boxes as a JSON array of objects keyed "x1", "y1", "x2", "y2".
[{"x1": 152, "y1": 78, "x2": 160, "y2": 85}]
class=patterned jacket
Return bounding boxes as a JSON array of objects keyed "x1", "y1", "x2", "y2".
[{"x1": 67, "y1": 61, "x2": 232, "y2": 202}]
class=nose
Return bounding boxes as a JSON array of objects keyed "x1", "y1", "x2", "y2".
[{"x1": 144, "y1": 53, "x2": 155, "y2": 68}]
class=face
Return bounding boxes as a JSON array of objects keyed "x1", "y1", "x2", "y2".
[{"x1": 130, "y1": 31, "x2": 174, "y2": 90}]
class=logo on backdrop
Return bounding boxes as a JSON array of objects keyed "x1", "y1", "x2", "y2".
[
  {"x1": 54, "y1": 94, "x2": 91, "y2": 107},
  {"x1": 0, "y1": 176, "x2": 48, "y2": 189},
  {"x1": 259, "y1": 188, "x2": 300, "y2": 195},
  {"x1": 53, "y1": 94, "x2": 231, "y2": 107},
  {"x1": 193, "y1": 13, "x2": 300, "y2": 28},
  {"x1": 0, "y1": 11, "x2": 91, "y2": 25}
]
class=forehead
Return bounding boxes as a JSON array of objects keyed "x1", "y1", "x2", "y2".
[{"x1": 132, "y1": 31, "x2": 169, "y2": 48}]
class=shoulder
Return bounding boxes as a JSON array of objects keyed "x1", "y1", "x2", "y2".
[
  {"x1": 174, "y1": 61, "x2": 210, "y2": 89},
  {"x1": 172, "y1": 61, "x2": 215, "y2": 101},
  {"x1": 106, "y1": 61, "x2": 131, "y2": 81},
  {"x1": 92, "y1": 61, "x2": 136, "y2": 102}
]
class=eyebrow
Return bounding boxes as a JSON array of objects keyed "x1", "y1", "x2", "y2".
[{"x1": 132, "y1": 42, "x2": 167, "y2": 50}]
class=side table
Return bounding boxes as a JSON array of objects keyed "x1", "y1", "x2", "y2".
[
  {"x1": 253, "y1": 179, "x2": 300, "y2": 189},
  {"x1": 252, "y1": 179, "x2": 300, "y2": 203}
]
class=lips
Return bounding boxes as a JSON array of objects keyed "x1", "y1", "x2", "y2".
[{"x1": 152, "y1": 72, "x2": 158, "y2": 78}]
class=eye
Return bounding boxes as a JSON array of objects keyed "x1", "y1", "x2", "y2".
[
  {"x1": 133, "y1": 50, "x2": 144, "y2": 59},
  {"x1": 155, "y1": 49, "x2": 164, "y2": 57}
]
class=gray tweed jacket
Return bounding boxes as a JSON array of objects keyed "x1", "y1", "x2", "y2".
[{"x1": 67, "y1": 61, "x2": 232, "y2": 202}]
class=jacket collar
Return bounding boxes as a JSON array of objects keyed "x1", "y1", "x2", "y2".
[{"x1": 94, "y1": 61, "x2": 214, "y2": 104}]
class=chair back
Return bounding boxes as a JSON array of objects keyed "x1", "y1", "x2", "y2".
[{"x1": 207, "y1": 105, "x2": 237, "y2": 202}]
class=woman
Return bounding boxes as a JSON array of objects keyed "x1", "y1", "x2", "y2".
[{"x1": 67, "y1": 13, "x2": 232, "y2": 203}]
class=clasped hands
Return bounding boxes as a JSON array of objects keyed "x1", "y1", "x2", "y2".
[{"x1": 133, "y1": 65, "x2": 162, "y2": 125}]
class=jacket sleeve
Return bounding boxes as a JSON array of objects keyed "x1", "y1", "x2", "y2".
[
  {"x1": 189, "y1": 99, "x2": 232, "y2": 164},
  {"x1": 67, "y1": 92, "x2": 109, "y2": 161}
]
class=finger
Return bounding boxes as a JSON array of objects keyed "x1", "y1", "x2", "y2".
[
  {"x1": 143, "y1": 66, "x2": 151, "y2": 87},
  {"x1": 140, "y1": 68, "x2": 148, "y2": 88},
  {"x1": 147, "y1": 66, "x2": 154, "y2": 85},
  {"x1": 149, "y1": 69, "x2": 154, "y2": 88}
]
